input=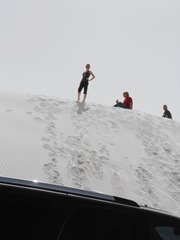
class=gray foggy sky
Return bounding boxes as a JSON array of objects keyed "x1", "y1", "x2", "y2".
[{"x1": 0, "y1": 0, "x2": 179, "y2": 120}]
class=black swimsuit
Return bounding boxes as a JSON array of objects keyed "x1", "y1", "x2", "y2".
[{"x1": 78, "y1": 71, "x2": 91, "y2": 94}]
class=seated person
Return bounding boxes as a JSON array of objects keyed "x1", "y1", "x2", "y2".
[
  {"x1": 162, "y1": 105, "x2": 172, "y2": 119},
  {"x1": 114, "y1": 92, "x2": 133, "y2": 109}
]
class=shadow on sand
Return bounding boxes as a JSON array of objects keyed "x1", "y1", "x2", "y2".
[{"x1": 76, "y1": 101, "x2": 89, "y2": 115}]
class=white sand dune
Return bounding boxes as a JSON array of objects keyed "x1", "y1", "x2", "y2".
[{"x1": 0, "y1": 90, "x2": 180, "y2": 216}]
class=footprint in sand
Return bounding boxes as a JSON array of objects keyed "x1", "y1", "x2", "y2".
[
  {"x1": 5, "y1": 109, "x2": 13, "y2": 113},
  {"x1": 33, "y1": 117, "x2": 45, "y2": 123},
  {"x1": 26, "y1": 111, "x2": 33, "y2": 115},
  {"x1": 43, "y1": 158, "x2": 63, "y2": 185}
]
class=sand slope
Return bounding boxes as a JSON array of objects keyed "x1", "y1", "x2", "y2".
[{"x1": 0, "y1": 90, "x2": 180, "y2": 216}]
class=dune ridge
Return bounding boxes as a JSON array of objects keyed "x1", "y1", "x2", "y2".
[{"x1": 0, "y1": 90, "x2": 180, "y2": 216}]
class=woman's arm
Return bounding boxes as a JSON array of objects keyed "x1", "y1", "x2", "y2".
[
  {"x1": 129, "y1": 102, "x2": 133, "y2": 109},
  {"x1": 89, "y1": 71, "x2": 95, "y2": 81}
]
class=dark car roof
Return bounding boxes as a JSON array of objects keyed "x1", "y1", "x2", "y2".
[
  {"x1": 1, "y1": 176, "x2": 179, "y2": 221},
  {"x1": 140, "y1": 205, "x2": 180, "y2": 221},
  {"x1": 0, "y1": 176, "x2": 139, "y2": 207}
]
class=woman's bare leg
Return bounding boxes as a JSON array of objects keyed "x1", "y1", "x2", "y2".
[
  {"x1": 83, "y1": 94, "x2": 87, "y2": 102},
  {"x1": 77, "y1": 92, "x2": 81, "y2": 101}
]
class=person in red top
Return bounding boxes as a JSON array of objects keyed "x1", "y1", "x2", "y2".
[{"x1": 113, "y1": 92, "x2": 133, "y2": 109}]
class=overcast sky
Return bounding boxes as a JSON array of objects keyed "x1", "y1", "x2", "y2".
[{"x1": 0, "y1": 0, "x2": 179, "y2": 120}]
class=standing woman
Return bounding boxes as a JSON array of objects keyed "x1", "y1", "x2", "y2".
[{"x1": 77, "y1": 64, "x2": 95, "y2": 102}]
